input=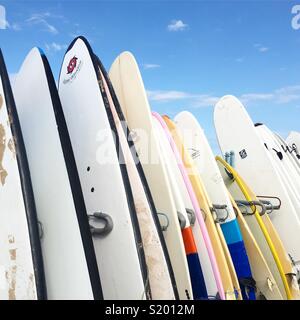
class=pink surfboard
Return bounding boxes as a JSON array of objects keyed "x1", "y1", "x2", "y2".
[{"x1": 152, "y1": 112, "x2": 225, "y2": 300}]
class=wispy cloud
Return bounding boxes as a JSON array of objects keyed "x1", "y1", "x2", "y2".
[
  {"x1": 143, "y1": 64, "x2": 160, "y2": 70},
  {"x1": 254, "y1": 43, "x2": 269, "y2": 53},
  {"x1": 259, "y1": 47, "x2": 269, "y2": 52},
  {"x1": 148, "y1": 85, "x2": 300, "y2": 108},
  {"x1": 26, "y1": 12, "x2": 59, "y2": 34},
  {"x1": 147, "y1": 90, "x2": 219, "y2": 107},
  {"x1": 236, "y1": 57, "x2": 244, "y2": 63},
  {"x1": 0, "y1": 5, "x2": 9, "y2": 29},
  {"x1": 148, "y1": 90, "x2": 191, "y2": 101},
  {"x1": 167, "y1": 20, "x2": 188, "y2": 32},
  {"x1": 45, "y1": 42, "x2": 67, "y2": 52}
]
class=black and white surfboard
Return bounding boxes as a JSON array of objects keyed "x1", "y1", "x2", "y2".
[
  {"x1": 58, "y1": 37, "x2": 149, "y2": 299},
  {"x1": 14, "y1": 48, "x2": 103, "y2": 299},
  {"x1": 0, "y1": 49, "x2": 46, "y2": 300}
]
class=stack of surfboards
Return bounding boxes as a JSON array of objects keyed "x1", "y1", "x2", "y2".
[{"x1": 0, "y1": 36, "x2": 299, "y2": 300}]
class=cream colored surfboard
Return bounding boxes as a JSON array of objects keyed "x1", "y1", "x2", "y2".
[
  {"x1": 163, "y1": 116, "x2": 236, "y2": 300},
  {"x1": 228, "y1": 192, "x2": 283, "y2": 300},
  {"x1": 99, "y1": 66, "x2": 175, "y2": 300},
  {"x1": 109, "y1": 51, "x2": 192, "y2": 300}
]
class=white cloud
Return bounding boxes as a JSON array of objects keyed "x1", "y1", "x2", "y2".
[
  {"x1": 26, "y1": 13, "x2": 58, "y2": 34},
  {"x1": 143, "y1": 64, "x2": 160, "y2": 70},
  {"x1": 45, "y1": 42, "x2": 67, "y2": 52},
  {"x1": 147, "y1": 90, "x2": 191, "y2": 101},
  {"x1": 167, "y1": 20, "x2": 188, "y2": 32},
  {"x1": 147, "y1": 90, "x2": 220, "y2": 107},
  {"x1": 147, "y1": 84, "x2": 300, "y2": 108},
  {"x1": 259, "y1": 47, "x2": 269, "y2": 52},
  {"x1": 254, "y1": 43, "x2": 269, "y2": 53},
  {"x1": 240, "y1": 93, "x2": 274, "y2": 104},
  {"x1": 0, "y1": 5, "x2": 9, "y2": 29}
]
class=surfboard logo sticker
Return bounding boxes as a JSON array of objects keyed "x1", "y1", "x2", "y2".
[
  {"x1": 189, "y1": 148, "x2": 201, "y2": 159},
  {"x1": 67, "y1": 56, "x2": 78, "y2": 74},
  {"x1": 239, "y1": 149, "x2": 247, "y2": 159},
  {"x1": 63, "y1": 55, "x2": 83, "y2": 85}
]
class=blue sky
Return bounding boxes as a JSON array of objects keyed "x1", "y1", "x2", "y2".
[{"x1": 0, "y1": 0, "x2": 299, "y2": 153}]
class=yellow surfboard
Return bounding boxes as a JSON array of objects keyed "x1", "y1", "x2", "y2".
[
  {"x1": 216, "y1": 156, "x2": 292, "y2": 300},
  {"x1": 237, "y1": 172, "x2": 300, "y2": 300},
  {"x1": 228, "y1": 192, "x2": 283, "y2": 300},
  {"x1": 163, "y1": 116, "x2": 236, "y2": 300}
]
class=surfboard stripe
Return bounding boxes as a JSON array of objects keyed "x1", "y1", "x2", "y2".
[
  {"x1": 221, "y1": 219, "x2": 243, "y2": 244},
  {"x1": 227, "y1": 241, "x2": 256, "y2": 300},
  {"x1": 186, "y1": 253, "x2": 208, "y2": 300},
  {"x1": 182, "y1": 227, "x2": 197, "y2": 255}
]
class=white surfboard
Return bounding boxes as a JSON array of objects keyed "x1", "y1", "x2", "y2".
[
  {"x1": 255, "y1": 125, "x2": 300, "y2": 211},
  {"x1": 286, "y1": 131, "x2": 300, "y2": 159},
  {"x1": 152, "y1": 114, "x2": 219, "y2": 299},
  {"x1": 273, "y1": 133, "x2": 300, "y2": 172},
  {"x1": 14, "y1": 48, "x2": 102, "y2": 300},
  {"x1": 58, "y1": 38, "x2": 148, "y2": 300},
  {"x1": 174, "y1": 111, "x2": 255, "y2": 300},
  {"x1": 97, "y1": 61, "x2": 175, "y2": 300},
  {"x1": 109, "y1": 51, "x2": 192, "y2": 300},
  {"x1": 0, "y1": 50, "x2": 46, "y2": 300},
  {"x1": 214, "y1": 95, "x2": 300, "y2": 276}
]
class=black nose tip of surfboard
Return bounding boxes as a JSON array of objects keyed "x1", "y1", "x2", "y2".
[{"x1": 254, "y1": 123, "x2": 263, "y2": 127}]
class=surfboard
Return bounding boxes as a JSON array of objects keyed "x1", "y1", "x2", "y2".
[
  {"x1": 273, "y1": 133, "x2": 300, "y2": 171},
  {"x1": 152, "y1": 114, "x2": 207, "y2": 300},
  {"x1": 162, "y1": 115, "x2": 235, "y2": 300},
  {"x1": 58, "y1": 38, "x2": 148, "y2": 300},
  {"x1": 255, "y1": 124, "x2": 300, "y2": 215},
  {"x1": 152, "y1": 113, "x2": 220, "y2": 299},
  {"x1": 234, "y1": 165, "x2": 300, "y2": 300},
  {"x1": 256, "y1": 125, "x2": 300, "y2": 194},
  {"x1": 174, "y1": 111, "x2": 253, "y2": 300},
  {"x1": 0, "y1": 49, "x2": 46, "y2": 300},
  {"x1": 216, "y1": 156, "x2": 291, "y2": 299},
  {"x1": 96, "y1": 58, "x2": 177, "y2": 300},
  {"x1": 96, "y1": 61, "x2": 175, "y2": 300},
  {"x1": 214, "y1": 95, "x2": 300, "y2": 296},
  {"x1": 109, "y1": 51, "x2": 192, "y2": 300},
  {"x1": 154, "y1": 118, "x2": 219, "y2": 299},
  {"x1": 13, "y1": 47, "x2": 102, "y2": 300},
  {"x1": 286, "y1": 131, "x2": 300, "y2": 159},
  {"x1": 228, "y1": 191, "x2": 284, "y2": 300}
]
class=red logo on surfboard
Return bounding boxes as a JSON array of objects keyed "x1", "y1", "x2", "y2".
[{"x1": 67, "y1": 56, "x2": 78, "y2": 74}]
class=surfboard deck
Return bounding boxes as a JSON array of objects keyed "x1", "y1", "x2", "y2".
[
  {"x1": 286, "y1": 131, "x2": 300, "y2": 159},
  {"x1": 98, "y1": 62, "x2": 175, "y2": 300},
  {"x1": 174, "y1": 111, "x2": 254, "y2": 300},
  {"x1": 14, "y1": 47, "x2": 103, "y2": 300},
  {"x1": 228, "y1": 192, "x2": 283, "y2": 300},
  {"x1": 109, "y1": 51, "x2": 192, "y2": 300},
  {"x1": 214, "y1": 95, "x2": 300, "y2": 297},
  {"x1": 0, "y1": 49, "x2": 46, "y2": 300},
  {"x1": 152, "y1": 113, "x2": 207, "y2": 300},
  {"x1": 274, "y1": 133, "x2": 300, "y2": 172},
  {"x1": 163, "y1": 116, "x2": 235, "y2": 300},
  {"x1": 216, "y1": 156, "x2": 291, "y2": 299},
  {"x1": 59, "y1": 38, "x2": 148, "y2": 300}
]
